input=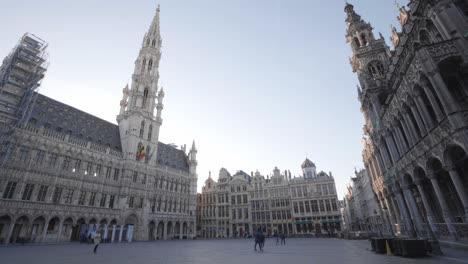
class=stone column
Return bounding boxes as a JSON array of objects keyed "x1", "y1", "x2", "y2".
[
  {"x1": 384, "y1": 134, "x2": 399, "y2": 163},
  {"x1": 118, "y1": 225, "x2": 124, "y2": 242},
  {"x1": 428, "y1": 173, "x2": 457, "y2": 239},
  {"x1": 391, "y1": 129, "x2": 404, "y2": 158},
  {"x1": 163, "y1": 222, "x2": 167, "y2": 240},
  {"x1": 403, "y1": 113, "x2": 420, "y2": 144},
  {"x1": 382, "y1": 198, "x2": 396, "y2": 235},
  {"x1": 402, "y1": 185, "x2": 425, "y2": 237},
  {"x1": 444, "y1": 165, "x2": 468, "y2": 222},
  {"x1": 395, "y1": 186, "x2": 416, "y2": 237},
  {"x1": 56, "y1": 219, "x2": 64, "y2": 243},
  {"x1": 400, "y1": 119, "x2": 415, "y2": 147},
  {"x1": 426, "y1": 71, "x2": 458, "y2": 114},
  {"x1": 111, "y1": 225, "x2": 116, "y2": 243},
  {"x1": 414, "y1": 179, "x2": 438, "y2": 234},
  {"x1": 395, "y1": 126, "x2": 409, "y2": 152},
  {"x1": 4, "y1": 219, "x2": 16, "y2": 244},
  {"x1": 414, "y1": 93, "x2": 435, "y2": 130},
  {"x1": 41, "y1": 218, "x2": 49, "y2": 243},
  {"x1": 419, "y1": 81, "x2": 444, "y2": 121},
  {"x1": 409, "y1": 102, "x2": 427, "y2": 135}
]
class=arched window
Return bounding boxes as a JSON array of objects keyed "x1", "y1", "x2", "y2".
[
  {"x1": 419, "y1": 30, "x2": 431, "y2": 45},
  {"x1": 139, "y1": 121, "x2": 145, "y2": 138},
  {"x1": 148, "y1": 59, "x2": 153, "y2": 73},
  {"x1": 353, "y1": 37, "x2": 361, "y2": 48},
  {"x1": 142, "y1": 59, "x2": 146, "y2": 73},
  {"x1": 360, "y1": 33, "x2": 368, "y2": 46},
  {"x1": 152, "y1": 39, "x2": 156, "y2": 46},
  {"x1": 368, "y1": 61, "x2": 384, "y2": 78},
  {"x1": 146, "y1": 38, "x2": 150, "y2": 46},
  {"x1": 142, "y1": 88, "x2": 149, "y2": 107},
  {"x1": 148, "y1": 124, "x2": 153, "y2": 140}
]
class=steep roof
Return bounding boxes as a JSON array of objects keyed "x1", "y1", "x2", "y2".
[
  {"x1": 28, "y1": 93, "x2": 189, "y2": 171},
  {"x1": 301, "y1": 158, "x2": 316, "y2": 169}
]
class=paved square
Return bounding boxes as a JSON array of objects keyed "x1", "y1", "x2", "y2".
[{"x1": 0, "y1": 238, "x2": 467, "y2": 264}]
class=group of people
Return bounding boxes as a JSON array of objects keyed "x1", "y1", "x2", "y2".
[{"x1": 254, "y1": 230, "x2": 286, "y2": 251}]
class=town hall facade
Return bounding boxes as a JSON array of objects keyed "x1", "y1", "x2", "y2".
[{"x1": 0, "y1": 6, "x2": 198, "y2": 244}]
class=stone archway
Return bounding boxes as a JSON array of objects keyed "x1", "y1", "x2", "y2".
[
  {"x1": 71, "y1": 218, "x2": 86, "y2": 242},
  {"x1": 0, "y1": 215, "x2": 12, "y2": 244},
  {"x1": 157, "y1": 221, "x2": 164, "y2": 240},
  {"x1": 9, "y1": 215, "x2": 29, "y2": 244},
  {"x1": 182, "y1": 222, "x2": 188, "y2": 239},
  {"x1": 148, "y1": 221, "x2": 156, "y2": 241},
  {"x1": 60, "y1": 217, "x2": 74, "y2": 242},
  {"x1": 189, "y1": 222, "x2": 194, "y2": 239},
  {"x1": 174, "y1": 222, "x2": 180, "y2": 239},
  {"x1": 444, "y1": 145, "x2": 468, "y2": 221},
  {"x1": 167, "y1": 222, "x2": 173, "y2": 240},
  {"x1": 30, "y1": 216, "x2": 46, "y2": 243},
  {"x1": 124, "y1": 214, "x2": 138, "y2": 242},
  {"x1": 427, "y1": 157, "x2": 465, "y2": 222},
  {"x1": 43, "y1": 217, "x2": 60, "y2": 243}
]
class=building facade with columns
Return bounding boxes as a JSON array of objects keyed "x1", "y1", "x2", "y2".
[
  {"x1": 346, "y1": 0, "x2": 468, "y2": 241},
  {"x1": 197, "y1": 159, "x2": 341, "y2": 238},
  {"x1": 342, "y1": 169, "x2": 383, "y2": 237},
  {"x1": 0, "y1": 6, "x2": 198, "y2": 244}
]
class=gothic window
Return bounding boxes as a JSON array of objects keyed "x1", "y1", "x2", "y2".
[
  {"x1": 109, "y1": 195, "x2": 115, "y2": 208},
  {"x1": 148, "y1": 124, "x2": 153, "y2": 140},
  {"x1": 142, "y1": 59, "x2": 147, "y2": 73},
  {"x1": 152, "y1": 39, "x2": 156, "y2": 46},
  {"x1": 52, "y1": 187, "x2": 63, "y2": 204},
  {"x1": 360, "y1": 33, "x2": 368, "y2": 46},
  {"x1": 368, "y1": 60, "x2": 384, "y2": 78},
  {"x1": 35, "y1": 150, "x2": 45, "y2": 164},
  {"x1": 353, "y1": 37, "x2": 361, "y2": 48},
  {"x1": 143, "y1": 88, "x2": 149, "y2": 107},
  {"x1": 140, "y1": 121, "x2": 145, "y2": 138},
  {"x1": 419, "y1": 30, "x2": 431, "y2": 45},
  {"x1": 148, "y1": 59, "x2": 153, "y2": 73},
  {"x1": 22, "y1": 183, "x2": 35, "y2": 201},
  {"x1": 100, "y1": 194, "x2": 107, "y2": 207},
  {"x1": 146, "y1": 38, "x2": 150, "y2": 46},
  {"x1": 3, "y1": 181, "x2": 17, "y2": 199},
  {"x1": 37, "y1": 185, "x2": 48, "y2": 202}
]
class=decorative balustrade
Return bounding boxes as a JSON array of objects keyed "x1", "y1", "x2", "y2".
[
  {"x1": 0, "y1": 199, "x2": 120, "y2": 216},
  {"x1": 425, "y1": 39, "x2": 458, "y2": 64},
  {"x1": 16, "y1": 124, "x2": 123, "y2": 158}
]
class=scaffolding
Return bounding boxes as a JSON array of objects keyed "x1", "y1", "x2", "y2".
[{"x1": 0, "y1": 33, "x2": 49, "y2": 167}]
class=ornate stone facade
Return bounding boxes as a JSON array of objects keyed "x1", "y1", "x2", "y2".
[
  {"x1": 197, "y1": 159, "x2": 341, "y2": 238},
  {"x1": 0, "y1": 6, "x2": 197, "y2": 244},
  {"x1": 342, "y1": 169, "x2": 383, "y2": 237},
  {"x1": 346, "y1": 0, "x2": 468, "y2": 241}
]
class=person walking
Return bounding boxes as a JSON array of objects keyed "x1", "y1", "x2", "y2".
[
  {"x1": 254, "y1": 230, "x2": 261, "y2": 251},
  {"x1": 93, "y1": 233, "x2": 102, "y2": 254},
  {"x1": 275, "y1": 232, "x2": 279, "y2": 245},
  {"x1": 280, "y1": 232, "x2": 286, "y2": 245},
  {"x1": 259, "y1": 231, "x2": 265, "y2": 251}
]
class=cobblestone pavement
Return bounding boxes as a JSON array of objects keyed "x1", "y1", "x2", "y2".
[{"x1": 0, "y1": 238, "x2": 467, "y2": 264}]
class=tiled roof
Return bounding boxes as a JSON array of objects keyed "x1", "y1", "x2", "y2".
[{"x1": 28, "y1": 93, "x2": 189, "y2": 171}]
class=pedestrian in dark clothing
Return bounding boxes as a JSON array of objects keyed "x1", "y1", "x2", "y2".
[
  {"x1": 254, "y1": 230, "x2": 261, "y2": 251},
  {"x1": 259, "y1": 232, "x2": 265, "y2": 251},
  {"x1": 280, "y1": 233, "x2": 286, "y2": 245}
]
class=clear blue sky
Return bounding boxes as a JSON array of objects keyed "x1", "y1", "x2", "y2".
[{"x1": 0, "y1": 0, "x2": 405, "y2": 198}]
